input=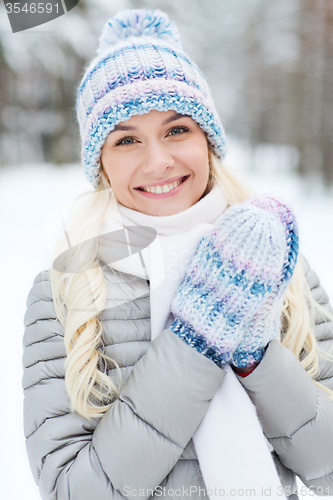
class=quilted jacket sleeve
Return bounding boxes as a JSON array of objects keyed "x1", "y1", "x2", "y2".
[
  {"x1": 23, "y1": 270, "x2": 225, "y2": 500},
  {"x1": 236, "y1": 257, "x2": 333, "y2": 494}
]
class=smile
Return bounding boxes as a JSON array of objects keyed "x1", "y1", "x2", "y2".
[
  {"x1": 135, "y1": 176, "x2": 189, "y2": 198},
  {"x1": 142, "y1": 179, "x2": 182, "y2": 193}
]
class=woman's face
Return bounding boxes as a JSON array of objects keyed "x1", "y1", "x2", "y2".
[{"x1": 101, "y1": 110, "x2": 210, "y2": 216}]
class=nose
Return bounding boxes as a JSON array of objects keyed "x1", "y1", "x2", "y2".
[{"x1": 141, "y1": 140, "x2": 175, "y2": 175}]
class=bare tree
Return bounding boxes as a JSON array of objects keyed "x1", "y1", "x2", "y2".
[
  {"x1": 322, "y1": 0, "x2": 333, "y2": 183},
  {"x1": 296, "y1": 0, "x2": 332, "y2": 182}
]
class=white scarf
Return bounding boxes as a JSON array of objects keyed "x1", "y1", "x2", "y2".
[{"x1": 100, "y1": 184, "x2": 285, "y2": 499}]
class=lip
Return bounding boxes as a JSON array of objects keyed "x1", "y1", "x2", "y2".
[
  {"x1": 135, "y1": 175, "x2": 188, "y2": 190},
  {"x1": 134, "y1": 175, "x2": 189, "y2": 199}
]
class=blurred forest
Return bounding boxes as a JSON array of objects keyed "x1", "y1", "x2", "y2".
[{"x1": 0, "y1": 0, "x2": 332, "y2": 184}]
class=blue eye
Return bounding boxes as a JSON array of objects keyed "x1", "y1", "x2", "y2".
[
  {"x1": 116, "y1": 136, "x2": 136, "y2": 146},
  {"x1": 168, "y1": 126, "x2": 189, "y2": 136}
]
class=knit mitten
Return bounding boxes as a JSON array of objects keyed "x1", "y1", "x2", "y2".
[
  {"x1": 231, "y1": 197, "x2": 299, "y2": 368},
  {"x1": 170, "y1": 201, "x2": 290, "y2": 367}
]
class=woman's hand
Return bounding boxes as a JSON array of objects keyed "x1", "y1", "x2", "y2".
[
  {"x1": 231, "y1": 197, "x2": 299, "y2": 368},
  {"x1": 170, "y1": 197, "x2": 298, "y2": 367},
  {"x1": 231, "y1": 362, "x2": 260, "y2": 376}
]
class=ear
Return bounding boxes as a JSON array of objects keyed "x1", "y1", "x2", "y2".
[
  {"x1": 99, "y1": 161, "x2": 111, "y2": 187},
  {"x1": 100, "y1": 159, "x2": 106, "y2": 177},
  {"x1": 207, "y1": 143, "x2": 213, "y2": 163}
]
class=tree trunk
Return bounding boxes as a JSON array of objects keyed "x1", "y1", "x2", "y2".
[
  {"x1": 322, "y1": 0, "x2": 333, "y2": 184},
  {"x1": 297, "y1": 0, "x2": 326, "y2": 180}
]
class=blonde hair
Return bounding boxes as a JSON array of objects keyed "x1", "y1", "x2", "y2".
[
  {"x1": 51, "y1": 154, "x2": 333, "y2": 420},
  {"x1": 51, "y1": 173, "x2": 119, "y2": 419}
]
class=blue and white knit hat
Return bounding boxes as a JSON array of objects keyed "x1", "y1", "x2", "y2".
[{"x1": 76, "y1": 9, "x2": 227, "y2": 187}]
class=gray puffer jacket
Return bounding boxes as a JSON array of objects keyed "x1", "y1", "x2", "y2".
[{"x1": 23, "y1": 258, "x2": 333, "y2": 500}]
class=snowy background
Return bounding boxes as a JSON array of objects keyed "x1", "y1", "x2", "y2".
[
  {"x1": 1, "y1": 0, "x2": 333, "y2": 498},
  {"x1": 1, "y1": 141, "x2": 333, "y2": 500}
]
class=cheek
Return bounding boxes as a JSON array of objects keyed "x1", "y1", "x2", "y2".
[
  {"x1": 101, "y1": 153, "x2": 130, "y2": 193},
  {"x1": 190, "y1": 142, "x2": 210, "y2": 179},
  {"x1": 107, "y1": 171, "x2": 129, "y2": 196}
]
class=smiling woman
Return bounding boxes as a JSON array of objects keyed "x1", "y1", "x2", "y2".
[
  {"x1": 101, "y1": 110, "x2": 210, "y2": 216},
  {"x1": 22, "y1": 8, "x2": 333, "y2": 500}
]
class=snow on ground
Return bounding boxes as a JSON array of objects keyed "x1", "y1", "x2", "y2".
[{"x1": 0, "y1": 145, "x2": 332, "y2": 499}]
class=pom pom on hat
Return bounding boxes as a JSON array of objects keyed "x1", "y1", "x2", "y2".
[{"x1": 97, "y1": 9, "x2": 182, "y2": 56}]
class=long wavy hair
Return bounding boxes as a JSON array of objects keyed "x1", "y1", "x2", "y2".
[{"x1": 51, "y1": 152, "x2": 333, "y2": 421}]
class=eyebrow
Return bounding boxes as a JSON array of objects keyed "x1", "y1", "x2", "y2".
[
  {"x1": 110, "y1": 113, "x2": 187, "y2": 133},
  {"x1": 162, "y1": 112, "x2": 187, "y2": 125}
]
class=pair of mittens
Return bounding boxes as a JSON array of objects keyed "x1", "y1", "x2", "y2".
[{"x1": 170, "y1": 197, "x2": 299, "y2": 368}]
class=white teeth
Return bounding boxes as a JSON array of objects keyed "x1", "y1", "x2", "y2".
[{"x1": 143, "y1": 179, "x2": 182, "y2": 193}]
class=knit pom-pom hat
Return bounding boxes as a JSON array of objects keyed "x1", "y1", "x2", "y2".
[{"x1": 76, "y1": 9, "x2": 226, "y2": 187}]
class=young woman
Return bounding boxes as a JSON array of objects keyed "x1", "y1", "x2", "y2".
[{"x1": 23, "y1": 9, "x2": 333, "y2": 500}]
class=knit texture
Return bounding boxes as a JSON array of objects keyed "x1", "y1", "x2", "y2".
[
  {"x1": 170, "y1": 197, "x2": 298, "y2": 367},
  {"x1": 76, "y1": 9, "x2": 226, "y2": 187},
  {"x1": 231, "y1": 196, "x2": 299, "y2": 367}
]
